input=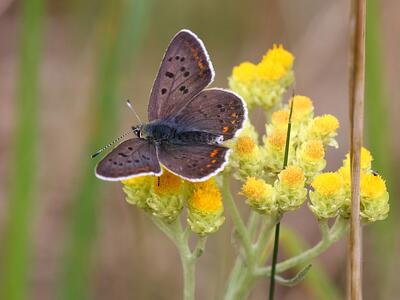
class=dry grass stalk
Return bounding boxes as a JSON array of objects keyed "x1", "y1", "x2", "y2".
[{"x1": 348, "y1": 0, "x2": 366, "y2": 299}]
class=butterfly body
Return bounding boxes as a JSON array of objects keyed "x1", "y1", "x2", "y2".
[
  {"x1": 136, "y1": 121, "x2": 224, "y2": 146},
  {"x1": 95, "y1": 29, "x2": 247, "y2": 182}
]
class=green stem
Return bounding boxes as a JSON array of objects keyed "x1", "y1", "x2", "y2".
[
  {"x1": 269, "y1": 95, "x2": 295, "y2": 299},
  {"x1": 256, "y1": 218, "x2": 348, "y2": 277},
  {"x1": 221, "y1": 175, "x2": 252, "y2": 258},
  {"x1": 269, "y1": 223, "x2": 280, "y2": 299},
  {"x1": 151, "y1": 218, "x2": 205, "y2": 300}
]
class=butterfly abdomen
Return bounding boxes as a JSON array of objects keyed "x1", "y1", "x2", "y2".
[{"x1": 172, "y1": 131, "x2": 223, "y2": 145}]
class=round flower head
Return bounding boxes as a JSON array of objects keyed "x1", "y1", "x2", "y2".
[
  {"x1": 187, "y1": 179, "x2": 225, "y2": 235},
  {"x1": 343, "y1": 147, "x2": 373, "y2": 171},
  {"x1": 271, "y1": 109, "x2": 289, "y2": 129},
  {"x1": 146, "y1": 170, "x2": 184, "y2": 222},
  {"x1": 261, "y1": 44, "x2": 294, "y2": 71},
  {"x1": 235, "y1": 136, "x2": 256, "y2": 155},
  {"x1": 360, "y1": 173, "x2": 389, "y2": 222},
  {"x1": 241, "y1": 177, "x2": 276, "y2": 214},
  {"x1": 297, "y1": 139, "x2": 326, "y2": 181},
  {"x1": 289, "y1": 95, "x2": 314, "y2": 123},
  {"x1": 309, "y1": 172, "x2": 345, "y2": 219},
  {"x1": 275, "y1": 166, "x2": 307, "y2": 212},
  {"x1": 232, "y1": 62, "x2": 257, "y2": 83},
  {"x1": 263, "y1": 128, "x2": 290, "y2": 172},
  {"x1": 122, "y1": 176, "x2": 153, "y2": 211},
  {"x1": 228, "y1": 45, "x2": 294, "y2": 112},
  {"x1": 308, "y1": 114, "x2": 339, "y2": 147}
]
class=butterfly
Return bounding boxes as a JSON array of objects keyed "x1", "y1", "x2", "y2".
[{"x1": 94, "y1": 29, "x2": 247, "y2": 182}]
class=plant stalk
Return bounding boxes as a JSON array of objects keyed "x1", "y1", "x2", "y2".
[
  {"x1": 348, "y1": 0, "x2": 366, "y2": 299},
  {"x1": 269, "y1": 96, "x2": 295, "y2": 299}
]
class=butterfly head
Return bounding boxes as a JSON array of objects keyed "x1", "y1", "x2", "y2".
[{"x1": 132, "y1": 125, "x2": 143, "y2": 138}]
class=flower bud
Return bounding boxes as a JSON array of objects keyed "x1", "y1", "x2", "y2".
[
  {"x1": 275, "y1": 166, "x2": 307, "y2": 212},
  {"x1": 263, "y1": 128, "x2": 290, "y2": 172},
  {"x1": 309, "y1": 172, "x2": 345, "y2": 219},
  {"x1": 187, "y1": 179, "x2": 225, "y2": 235},
  {"x1": 241, "y1": 177, "x2": 276, "y2": 214}
]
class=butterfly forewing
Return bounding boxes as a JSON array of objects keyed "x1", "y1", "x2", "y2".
[
  {"x1": 158, "y1": 143, "x2": 230, "y2": 181},
  {"x1": 148, "y1": 30, "x2": 214, "y2": 121},
  {"x1": 172, "y1": 88, "x2": 247, "y2": 140},
  {"x1": 96, "y1": 139, "x2": 161, "y2": 180}
]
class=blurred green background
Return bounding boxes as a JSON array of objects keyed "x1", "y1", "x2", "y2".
[{"x1": 0, "y1": 0, "x2": 398, "y2": 299}]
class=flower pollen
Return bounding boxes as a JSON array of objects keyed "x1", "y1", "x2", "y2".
[
  {"x1": 279, "y1": 166, "x2": 305, "y2": 188},
  {"x1": 190, "y1": 180, "x2": 222, "y2": 213},
  {"x1": 262, "y1": 44, "x2": 294, "y2": 70},
  {"x1": 311, "y1": 114, "x2": 339, "y2": 135},
  {"x1": 235, "y1": 136, "x2": 256, "y2": 155},
  {"x1": 241, "y1": 177, "x2": 272, "y2": 201},
  {"x1": 312, "y1": 172, "x2": 344, "y2": 197},
  {"x1": 361, "y1": 173, "x2": 386, "y2": 200},
  {"x1": 153, "y1": 170, "x2": 181, "y2": 195},
  {"x1": 267, "y1": 128, "x2": 287, "y2": 150},
  {"x1": 271, "y1": 109, "x2": 289, "y2": 127},
  {"x1": 232, "y1": 62, "x2": 257, "y2": 82},
  {"x1": 304, "y1": 140, "x2": 325, "y2": 161}
]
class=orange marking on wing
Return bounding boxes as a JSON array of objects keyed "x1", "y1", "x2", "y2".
[
  {"x1": 211, "y1": 159, "x2": 217, "y2": 164},
  {"x1": 188, "y1": 44, "x2": 207, "y2": 77},
  {"x1": 223, "y1": 126, "x2": 229, "y2": 133},
  {"x1": 210, "y1": 148, "x2": 220, "y2": 158},
  {"x1": 207, "y1": 164, "x2": 212, "y2": 168},
  {"x1": 231, "y1": 113, "x2": 238, "y2": 118}
]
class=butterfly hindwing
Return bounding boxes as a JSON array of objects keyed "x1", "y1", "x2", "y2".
[
  {"x1": 172, "y1": 88, "x2": 247, "y2": 140},
  {"x1": 96, "y1": 139, "x2": 161, "y2": 181},
  {"x1": 157, "y1": 143, "x2": 230, "y2": 181},
  {"x1": 148, "y1": 30, "x2": 214, "y2": 121}
]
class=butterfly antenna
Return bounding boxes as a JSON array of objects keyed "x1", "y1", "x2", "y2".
[
  {"x1": 126, "y1": 99, "x2": 143, "y2": 125},
  {"x1": 91, "y1": 130, "x2": 131, "y2": 158}
]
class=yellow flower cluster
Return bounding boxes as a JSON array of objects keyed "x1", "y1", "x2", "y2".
[
  {"x1": 122, "y1": 171, "x2": 225, "y2": 233},
  {"x1": 229, "y1": 44, "x2": 295, "y2": 111},
  {"x1": 309, "y1": 147, "x2": 389, "y2": 221}
]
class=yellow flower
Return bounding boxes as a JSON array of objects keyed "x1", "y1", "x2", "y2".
[
  {"x1": 309, "y1": 172, "x2": 345, "y2": 219},
  {"x1": 343, "y1": 147, "x2": 373, "y2": 171},
  {"x1": 235, "y1": 136, "x2": 256, "y2": 155},
  {"x1": 153, "y1": 170, "x2": 181, "y2": 195},
  {"x1": 360, "y1": 172, "x2": 389, "y2": 222},
  {"x1": 261, "y1": 44, "x2": 294, "y2": 70},
  {"x1": 271, "y1": 109, "x2": 289, "y2": 128},
  {"x1": 121, "y1": 176, "x2": 150, "y2": 186},
  {"x1": 275, "y1": 166, "x2": 307, "y2": 211},
  {"x1": 241, "y1": 177, "x2": 272, "y2": 200},
  {"x1": 312, "y1": 173, "x2": 344, "y2": 197},
  {"x1": 232, "y1": 62, "x2": 257, "y2": 82},
  {"x1": 187, "y1": 179, "x2": 225, "y2": 234},
  {"x1": 338, "y1": 165, "x2": 354, "y2": 185},
  {"x1": 303, "y1": 140, "x2": 325, "y2": 162},
  {"x1": 310, "y1": 114, "x2": 339, "y2": 136},
  {"x1": 189, "y1": 179, "x2": 222, "y2": 213},
  {"x1": 267, "y1": 128, "x2": 287, "y2": 151},
  {"x1": 360, "y1": 173, "x2": 386, "y2": 200},
  {"x1": 241, "y1": 177, "x2": 276, "y2": 214},
  {"x1": 256, "y1": 59, "x2": 286, "y2": 81},
  {"x1": 229, "y1": 44, "x2": 294, "y2": 112},
  {"x1": 279, "y1": 166, "x2": 305, "y2": 189},
  {"x1": 290, "y1": 95, "x2": 314, "y2": 121}
]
